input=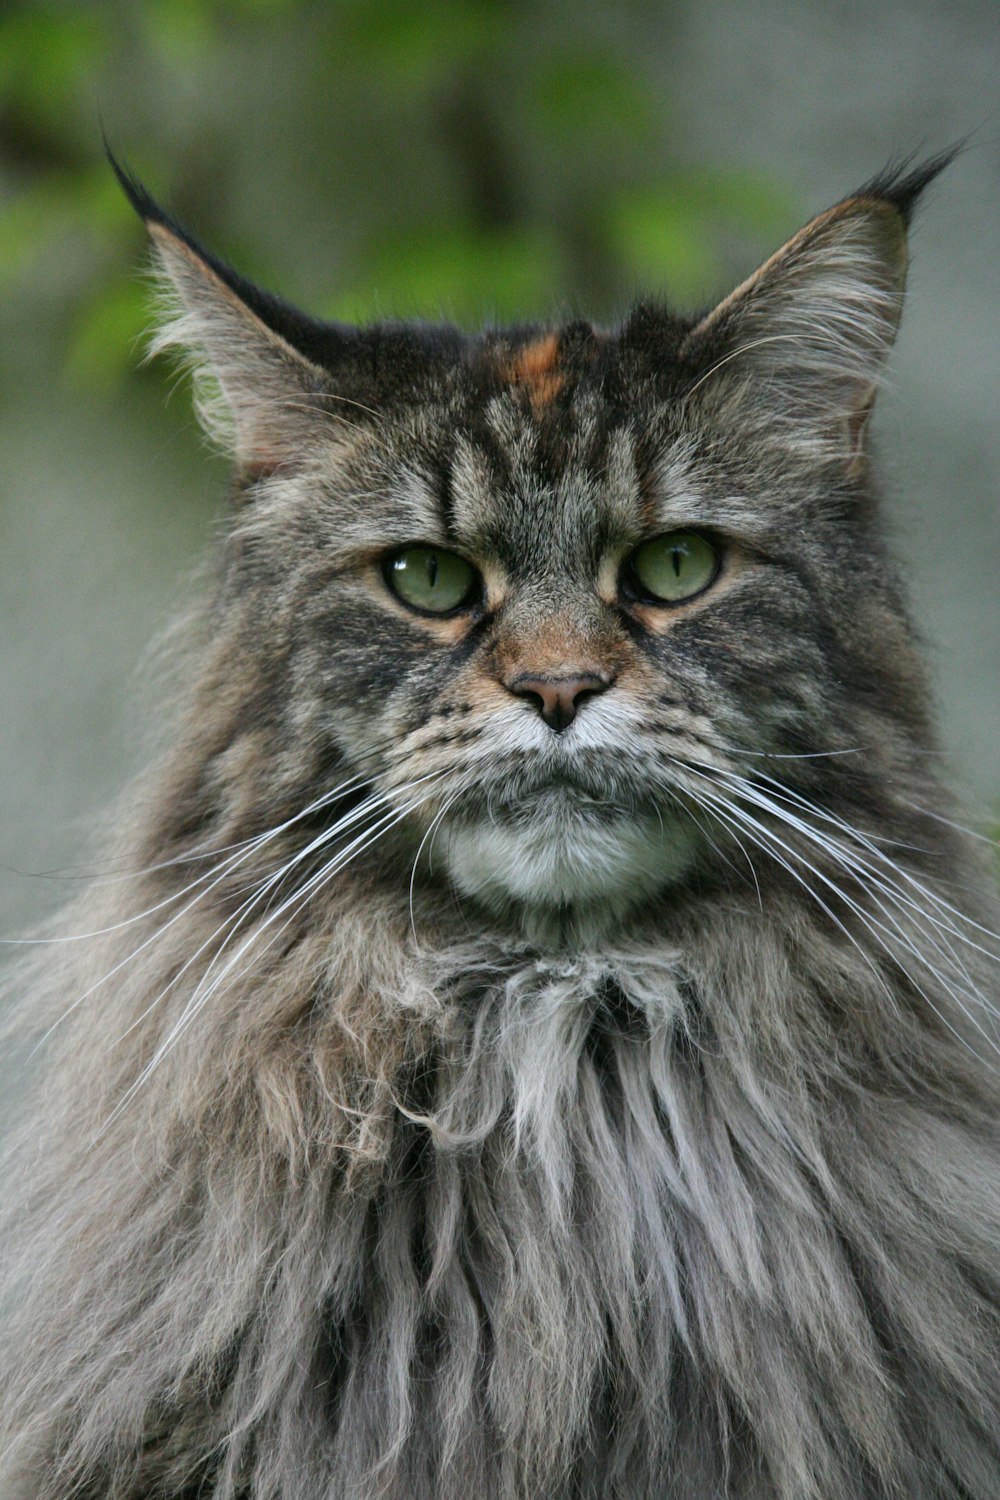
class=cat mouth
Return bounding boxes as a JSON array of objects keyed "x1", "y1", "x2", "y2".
[
  {"x1": 440, "y1": 776, "x2": 651, "y2": 830},
  {"x1": 492, "y1": 783, "x2": 640, "y2": 821},
  {"x1": 445, "y1": 749, "x2": 667, "y2": 820}
]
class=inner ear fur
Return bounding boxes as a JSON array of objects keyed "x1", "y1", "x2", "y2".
[
  {"x1": 146, "y1": 219, "x2": 339, "y2": 475},
  {"x1": 681, "y1": 192, "x2": 911, "y2": 470}
]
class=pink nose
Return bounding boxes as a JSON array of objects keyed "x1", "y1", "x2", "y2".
[{"x1": 507, "y1": 673, "x2": 612, "y2": 732}]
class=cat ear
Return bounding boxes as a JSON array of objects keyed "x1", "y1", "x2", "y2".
[
  {"x1": 110, "y1": 155, "x2": 349, "y2": 476},
  {"x1": 681, "y1": 153, "x2": 956, "y2": 472}
]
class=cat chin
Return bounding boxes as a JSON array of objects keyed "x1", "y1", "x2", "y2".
[{"x1": 440, "y1": 790, "x2": 699, "y2": 917}]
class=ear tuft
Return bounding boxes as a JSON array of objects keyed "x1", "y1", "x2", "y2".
[
  {"x1": 107, "y1": 145, "x2": 324, "y2": 360},
  {"x1": 682, "y1": 151, "x2": 958, "y2": 470},
  {"x1": 110, "y1": 152, "x2": 340, "y2": 471},
  {"x1": 853, "y1": 143, "x2": 963, "y2": 227},
  {"x1": 105, "y1": 143, "x2": 171, "y2": 233}
]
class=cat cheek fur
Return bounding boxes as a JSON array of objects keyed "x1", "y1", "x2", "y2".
[{"x1": 2, "y1": 149, "x2": 999, "y2": 1500}]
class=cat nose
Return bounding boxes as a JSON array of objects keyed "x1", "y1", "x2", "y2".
[{"x1": 506, "y1": 673, "x2": 613, "y2": 732}]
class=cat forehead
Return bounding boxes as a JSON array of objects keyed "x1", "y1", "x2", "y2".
[
  {"x1": 312, "y1": 321, "x2": 693, "y2": 563},
  {"x1": 472, "y1": 310, "x2": 692, "y2": 408},
  {"x1": 304, "y1": 310, "x2": 693, "y2": 425},
  {"x1": 372, "y1": 316, "x2": 696, "y2": 521},
  {"x1": 446, "y1": 410, "x2": 646, "y2": 542},
  {"x1": 503, "y1": 333, "x2": 565, "y2": 411},
  {"x1": 372, "y1": 408, "x2": 698, "y2": 578}
]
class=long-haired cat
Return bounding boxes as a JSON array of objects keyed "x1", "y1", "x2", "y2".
[{"x1": 1, "y1": 151, "x2": 998, "y2": 1500}]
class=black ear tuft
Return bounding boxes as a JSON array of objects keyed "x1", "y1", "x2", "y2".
[
  {"x1": 855, "y1": 144, "x2": 963, "y2": 226},
  {"x1": 106, "y1": 143, "x2": 261, "y2": 308},
  {"x1": 105, "y1": 142, "x2": 338, "y2": 367},
  {"x1": 104, "y1": 140, "x2": 173, "y2": 232},
  {"x1": 679, "y1": 150, "x2": 955, "y2": 470}
]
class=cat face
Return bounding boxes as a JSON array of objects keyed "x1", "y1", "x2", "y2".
[
  {"x1": 294, "y1": 392, "x2": 718, "y2": 912},
  {"x1": 118, "y1": 157, "x2": 944, "y2": 922}
]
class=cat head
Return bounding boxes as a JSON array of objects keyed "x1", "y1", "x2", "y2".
[{"x1": 116, "y1": 153, "x2": 952, "y2": 926}]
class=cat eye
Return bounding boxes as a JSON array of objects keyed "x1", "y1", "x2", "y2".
[
  {"x1": 624, "y1": 530, "x2": 721, "y2": 605},
  {"x1": 384, "y1": 545, "x2": 479, "y2": 615}
]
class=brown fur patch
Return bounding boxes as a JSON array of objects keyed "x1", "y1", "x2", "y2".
[
  {"x1": 490, "y1": 611, "x2": 624, "y2": 687},
  {"x1": 507, "y1": 334, "x2": 564, "y2": 411}
]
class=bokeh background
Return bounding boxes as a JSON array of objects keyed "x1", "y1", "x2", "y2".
[{"x1": 1, "y1": 0, "x2": 998, "y2": 938}]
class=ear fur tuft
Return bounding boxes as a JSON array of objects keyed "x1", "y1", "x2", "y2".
[
  {"x1": 853, "y1": 143, "x2": 963, "y2": 226},
  {"x1": 109, "y1": 150, "x2": 341, "y2": 470},
  {"x1": 107, "y1": 146, "x2": 338, "y2": 370},
  {"x1": 105, "y1": 142, "x2": 172, "y2": 234},
  {"x1": 681, "y1": 150, "x2": 959, "y2": 469}
]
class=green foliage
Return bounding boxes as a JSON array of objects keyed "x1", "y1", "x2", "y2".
[
  {"x1": 326, "y1": 222, "x2": 563, "y2": 324},
  {"x1": 0, "y1": 10, "x2": 106, "y2": 131},
  {"x1": 339, "y1": 0, "x2": 505, "y2": 87},
  {"x1": 606, "y1": 170, "x2": 797, "y2": 305},
  {"x1": 0, "y1": 0, "x2": 796, "y2": 391}
]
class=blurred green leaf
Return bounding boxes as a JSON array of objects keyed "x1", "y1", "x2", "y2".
[
  {"x1": 227, "y1": 0, "x2": 302, "y2": 12},
  {"x1": 660, "y1": 167, "x2": 799, "y2": 234},
  {"x1": 603, "y1": 169, "x2": 796, "y2": 304},
  {"x1": 0, "y1": 166, "x2": 129, "y2": 291},
  {"x1": 63, "y1": 279, "x2": 150, "y2": 390},
  {"x1": 603, "y1": 189, "x2": 721, "y2": 304},
  {"x1": 141, "y1": 0, "x2": 218, "y2": 65},
  {"x1": 326, "y1": 223, "x2": 563, "y2": 325},
  {"x1": 337, "y1": 0, "x2": 502, "y2": 90},
  {"x1": 533, "y1": 49, "x2": 655, "y2": 144},
  {"x1": 0, "y1": 11, "x2": 105, "y2": 129}
]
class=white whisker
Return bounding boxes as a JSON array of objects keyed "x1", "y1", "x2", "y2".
[
  {"x1": 723, "y1": 769, "x2": 1000, "y2": 958},
  {"x1": 666, "y1": 787, "x2": 762, "y2": 908},
  {"x1": 898, "y1": 797, "x2": 1000, "y2": 849},
  {"x1": 103, "y1": 785, "x2": 397, "y2": 1053},
  {"x1": 26, "y1": 775, "x2": 374, "y2": 1057},
  {"x1": 677, "y1": 760, "x2": 1000, "y2": 1060},
  {"x1": 97, "y1": 772, "x2": 450, "y2": 1133},
  {"x1": 8, "y1": 773, "x2": 371, "y2": 949},
  {"x1": 408, "y1": 789, "x2": 462, "y2": 948},
  {"x1": 681, "y1": 773, "x2": 900, "y2": 1015},
  {"x1": 697, "y1": 785, "x2": 997, "y2": 1060},
  {"x1": 725, "y1": 746, "x2": 867, "y2": 761}
]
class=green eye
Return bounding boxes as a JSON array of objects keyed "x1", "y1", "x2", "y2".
[
  {"x1": 626, "y1": 530, "x2": 721, "y2": 604},
  {"x1": 384, "y1": 546, "x2": 478, "y2": 614}
]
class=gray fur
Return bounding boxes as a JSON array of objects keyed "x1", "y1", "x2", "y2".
[{"x1": 1, "y1": 161, "x2": 998, "y2": 1498}]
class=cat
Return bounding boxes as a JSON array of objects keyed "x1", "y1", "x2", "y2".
[{"x1": 1, "y1": 149, "x2": 998, "y2": 1500}]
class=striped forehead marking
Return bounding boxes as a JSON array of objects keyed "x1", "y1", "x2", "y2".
[{"x1": 506, "y1": 333, "x2": 564, "y2": 412}]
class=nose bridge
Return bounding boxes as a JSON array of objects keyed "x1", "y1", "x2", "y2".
[{"x1": 494, "y1": 595, "x2": 620, "y2": 683}]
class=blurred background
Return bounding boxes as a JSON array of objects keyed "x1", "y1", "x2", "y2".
[{"x1": 1, "y1": 0, "x2": 998, "y2": 937}]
